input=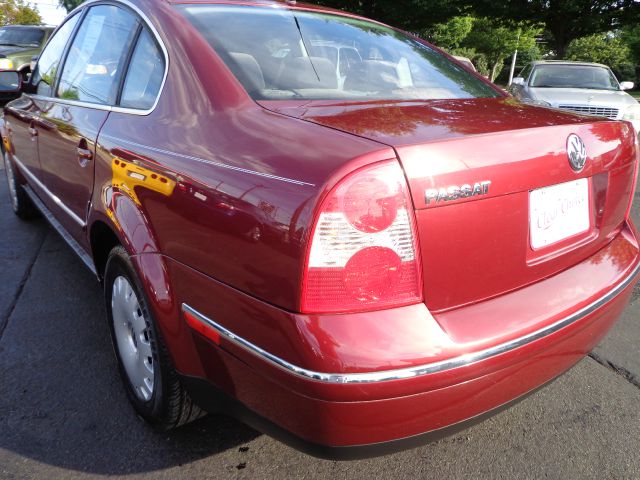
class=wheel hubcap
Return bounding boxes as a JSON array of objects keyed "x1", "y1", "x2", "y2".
[
  {"x1": 4, "y1": 153, "x2": 19, "y2": 211},
  {"x1": 111, "y1": 276, "x2": 155, "y2": 401}
]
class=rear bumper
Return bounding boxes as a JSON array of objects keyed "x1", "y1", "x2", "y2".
[
  {"x1": 180, "y1": 368, "x2": 558, "y2": 460},
  {"x1": 164, "y1": 223, "x2": 640, "y2": 457}
]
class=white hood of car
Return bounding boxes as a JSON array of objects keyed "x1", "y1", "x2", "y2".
[{"x1": 530, "y1": 87, "x2": 638, "y2": 109}]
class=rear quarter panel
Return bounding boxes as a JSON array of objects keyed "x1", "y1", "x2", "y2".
[{"x1": 90, "y1": 0, "x2": 393, "y2": 312}]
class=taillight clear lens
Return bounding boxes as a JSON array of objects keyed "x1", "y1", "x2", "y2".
[{"x1": 301, "y1": 160, "x2": 423, "y2": 314}]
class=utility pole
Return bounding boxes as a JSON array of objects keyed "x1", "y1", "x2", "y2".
[{"x1": 508, "y1": 31, "x2": 521, "y2": 86}]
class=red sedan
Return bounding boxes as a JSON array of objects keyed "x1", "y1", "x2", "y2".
[{"x1": 2, "y1": 0, "x2": 638, "y2": 459}]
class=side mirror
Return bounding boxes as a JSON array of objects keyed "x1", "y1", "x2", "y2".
[
  {"x1": 511, "y1": 77, "x2": 525, "y2": 86},
  {"x1": 0, "y1": 70, "x2": 22, "y2": 93},
  {"x1": 620, "y1": 81, "x2": 634, "y2": 91},
  {"x1": 30, "y1": 55, "x2": 38, "y2": 72}
]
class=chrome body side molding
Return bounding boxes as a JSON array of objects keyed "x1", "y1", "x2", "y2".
[{"x1": 182, "y1": 261, "x2": 640, "y2": 384}]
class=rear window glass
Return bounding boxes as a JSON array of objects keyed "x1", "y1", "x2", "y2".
[{"x1": 177, "y1": 5, "x2": 499, "y2": 101}]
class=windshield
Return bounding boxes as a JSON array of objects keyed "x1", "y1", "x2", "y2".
[
  {"x1": 177, "y1": 5, "x2": 499, "y2": 101},
  {"x1": 529, "y1": 64, "x2": 620, "y2": 91},
  {"x1": 0, "y1": 27, "x2": 44, "y2": 47}
]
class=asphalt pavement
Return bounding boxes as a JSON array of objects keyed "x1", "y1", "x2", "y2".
[{"x1": 1, "y1": 161, "x2": 640, "y2": 480}]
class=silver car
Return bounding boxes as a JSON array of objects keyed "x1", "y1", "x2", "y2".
[{"x1": 509, "y1": 61, "x2": 640, "y2": 132}]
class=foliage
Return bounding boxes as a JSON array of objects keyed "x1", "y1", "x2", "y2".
[
  {"x1": 58, "y1": 0, "x2": 82, "y2": 13},
  {"x1": 426, "y1": 16, "x2": 541, "y2": 82},
  {"x1": 307, "y1": 0, "x2": 466, "y2": 32},
  {"x1": 566, "y1": 33, "x2": 635, "y2": 80},
  {"x1": 309, "y1": 0, "x2": 640, "y2": 61},
  {"x1": 0, "y1": 0, "x2": 41, "y2": 26},
  {"x1": 470, "y1": 53, "x2": 489, "y2": 77},
  {"x1": 427, "y1": 16, "x2": 474, "y2": 50},
  {"x1": 471, "y1": 0, "x2": 640, "y2": 58},
  {"x1": 463, "y1": 18, "x2": 541, "y2": 82},
  {"x1": 621, "y1": 26, "x2": 640, "y2": 67}
]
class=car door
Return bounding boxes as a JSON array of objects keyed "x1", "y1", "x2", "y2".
[
  {"x1": 33, "y1": 4, "x2": 140, "y2": 242},
  {"x1": 4, "y1": 14, "x2": 80, "y2": 189}
]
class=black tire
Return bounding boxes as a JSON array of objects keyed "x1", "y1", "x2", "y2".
[
  {"x1": 3, "y1": 151, "x2": 37, "y2": 220},
  {"x1": 104, "y1": 245, "x2": 204, "y2": 430}
]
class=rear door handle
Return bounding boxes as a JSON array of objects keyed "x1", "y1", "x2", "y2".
[
  {"x1": 77, "y1": 137, "x2": 93, "y2": 166},
  {"x1": 28, "y1": 120, "x2": 37, "y2": 138}
]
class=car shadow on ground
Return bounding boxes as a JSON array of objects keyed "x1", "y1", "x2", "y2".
[{"x1": 0, "y1": 175, "x2": 261, "y2": 475}]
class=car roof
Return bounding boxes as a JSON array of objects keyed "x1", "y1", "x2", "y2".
[
  {"x1": 166, "y1": 0, "x2": 369, "y2": 19},
  {"x1": 531, "y1": 60, "x2": 610, "y2": 69}
]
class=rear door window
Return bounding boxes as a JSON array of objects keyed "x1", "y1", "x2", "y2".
[
  {"x1": 119, "y1": 28, "x2": 165, "y2": 110},
  {"x1": 56, "y1": 5, "x2": 138, "y2": 105}
]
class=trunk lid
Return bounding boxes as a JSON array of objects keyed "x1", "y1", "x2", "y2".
[{"x1": 261, "y1": 98, "x2": 638, "y2": 312}]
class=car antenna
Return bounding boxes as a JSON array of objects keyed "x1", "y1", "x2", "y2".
[{"x1": 293, "y1": 13, "x2": 320, "y2": 82}]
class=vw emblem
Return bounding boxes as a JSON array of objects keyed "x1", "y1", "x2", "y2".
[{"x1": 567, "y1": 134, "x2": 587, "y2": 172}]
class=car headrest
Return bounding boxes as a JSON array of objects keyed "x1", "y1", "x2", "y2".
[
  {"x1": 229, "y1": 52, "x2": 265, "y2": 90},
  {"x1": 343, "y1": 59, "x2": 400, "y2": 92},
  {"x1": 278, "y1": 56, "x2": 338, "y2": 90}
]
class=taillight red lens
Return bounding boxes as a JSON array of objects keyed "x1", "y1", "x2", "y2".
[
  {"x1": 343, "y1": 177, "x2": 400, "y2": 232},
  {"x1": 301, "y1": 160, "x2": 423, "y2": 314}
]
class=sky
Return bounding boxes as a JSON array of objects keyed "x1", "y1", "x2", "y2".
[{"x1": 29, "y1": 0, "x2": 68, "y2": 26}]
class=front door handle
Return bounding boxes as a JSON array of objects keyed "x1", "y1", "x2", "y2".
[{"x1": 77, "y1": 147, "x2": 93, "y2": 160}]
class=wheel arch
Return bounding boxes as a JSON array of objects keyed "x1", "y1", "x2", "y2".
[
  {"x1": 89, "y1": 201, "x2": 193, "y2": 375},
  {"x1": 89, "y1": 219, "x2": 121, "y2": 280}
]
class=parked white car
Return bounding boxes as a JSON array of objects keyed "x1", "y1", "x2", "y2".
[{"x1": 509, "y1": 61, "x2": 640, "y2": 132}]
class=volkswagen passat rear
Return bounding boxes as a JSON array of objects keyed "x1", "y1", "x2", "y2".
[
  {"x1": 4, "y1": 0, "x2": 638, "y2": 460},
  {"x1": 174, "y1": 2, "x2": 639, "y2": 457}
]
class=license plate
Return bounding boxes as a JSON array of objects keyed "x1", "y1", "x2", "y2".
[{"x1": 529, "y1": 178, "x2": 590, "y2": 250}]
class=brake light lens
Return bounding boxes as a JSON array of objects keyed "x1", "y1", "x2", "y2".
[{"x1": 301, "y1": 160, "x2": 423, "y2": 314}]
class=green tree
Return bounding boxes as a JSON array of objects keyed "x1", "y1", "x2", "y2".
[
  {"x1": 0, "y1": 0, "x2": 41, "y2": 25},
  {"x1": 463, "y1": 18, "x2": 541, "y2": 82},
  {"x1": 621, "y1": 26, "x2": 640, "y2": 66},
  {"x1": 472, "y1": 0, "x2": 640, "y2": 59},
  {"x1": 307, "y1": 0, "x2": 466, "y2": 32},
  {"x1": 427, "y1": 16, "x2": 474, "y2": 50},
  {"x1": 567, "y1": 33, "x2": 635, "y2": 80},
  {"x1": 58, "y1": 0, "x2": 82, "y2": 13}
]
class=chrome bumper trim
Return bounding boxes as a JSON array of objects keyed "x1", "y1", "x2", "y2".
[{"x1": 182, "y1": 261, "x2": 640, "y2": 384}]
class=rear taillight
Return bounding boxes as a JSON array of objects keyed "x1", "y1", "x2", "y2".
[{"x1": 301, "y1": 160, "x2": 423, "y2": 314}]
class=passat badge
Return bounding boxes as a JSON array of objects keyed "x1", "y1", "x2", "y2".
[
  {"x1": 567, "y1": 134, "x2": 587, "y2": 172},
  {"x1": 425, "y1": 181, "x2": 491, "y2": 205}
]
